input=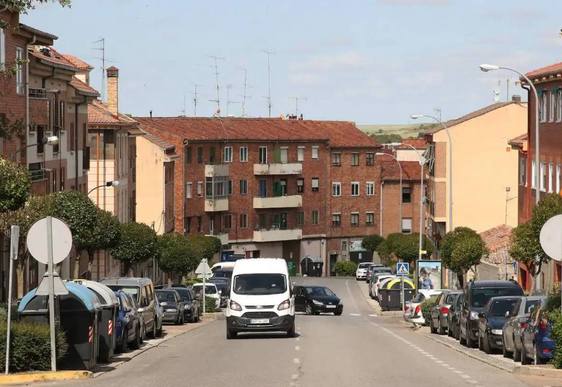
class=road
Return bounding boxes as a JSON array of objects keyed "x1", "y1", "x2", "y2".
[{"x1": 45, "y1": 278, "x2": 550, "y2": 387}]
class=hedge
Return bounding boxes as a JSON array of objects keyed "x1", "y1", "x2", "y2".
[
  {"x1": 0, "y1": 322, "x2": 67, "y2": 372},
  {"x1": 550, "y1": 310, "x2": 562, "y2": 369},
  {"x1": 204, "y1": 296, "x2": 218, "y2": 313},
  {"x1": 334, "y1": 261, "x2": 357, "y2": 277},
  {"x1": 421, "y1": 299, "x2": 437, "y2": 325}
]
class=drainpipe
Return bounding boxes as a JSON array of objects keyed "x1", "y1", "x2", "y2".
[
  {"x1": 75, "y1": 96, "x2": 86, "y2": 191},
  {"x1": 379, "y1": 181, "x2": 384, "y2": 236},
  {"x1": 24, "y1": 35, "x2": 37, "y2": 164}
]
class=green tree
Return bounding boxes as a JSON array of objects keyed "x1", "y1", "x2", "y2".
[
  {"x1": 110, "y1": 222, "x2": 158, "y2": 275},
  {"x1": 0, "y1": 0, "x2": 71, "y2": 14},
  {"x1": 0, "y1": 158, "x2": 31, "y2": 212},
  {"x1": 385, "y1": 233, "x2": 433, "y2": 263},
  {"x1": 362, "y1": 234, "x2": 384, "y2": 256},
  {"x1": 441, "y1": 227, "x2": 488, "y2": 288},
  {"x1": 157, "y1": 233, "x2": 197, "y2": 281},
  {"x1": 81, "y1": 209, "x2": 121, "y2": 278},
  {"x1": 188, "y1": 235, "x2": 221, "y2": 260}
]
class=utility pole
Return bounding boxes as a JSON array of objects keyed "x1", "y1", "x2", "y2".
[
  {"x1": 262, "y1": 49, "x2": 274, "y2": 117},
  {"x1": 209, "y1": 56, "x2": 225, "y2": 116},
  {"x1": 92, "y1": 38, "x2": 105, "y2": 101},
  {"x1": 289, "y1": 97, "x2": 307, "y2": 117}
]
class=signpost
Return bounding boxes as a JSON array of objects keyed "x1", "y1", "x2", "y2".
[
  {"x1": 539, "y1": 214, "x2": 562, "y2": 311},
  {"x1": 5, "y1": 225, "x2": 19, "y2": 374},
  {"x1": 195, "y1": 258, "x2": 212, "y2": 314},
  {"x1": 26, "y1": 216, "x2": 72, "y2": 372},
  {"x1": 396, "y1": 262, "x2": 410, "y2": 313}
]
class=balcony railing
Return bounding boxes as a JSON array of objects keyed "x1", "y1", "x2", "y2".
[
  {"x1": 253, "y1": 194, "x2": 302, "y2": 209},
  {"x1": 253, "y1": 163, "x2": 302, "y2": 175},
  {"x1": 28, "y1": 88, "x2": 47, "y2": 99},
  {"x1": 205, "y1": 164, "x2": 229, "y2": 177},
  {"x1": 253, "y1": 228, "x2": 302, "y2": 242},
  {"x1": 204, "y1": 197, "x2": 228, "y2": 212}
]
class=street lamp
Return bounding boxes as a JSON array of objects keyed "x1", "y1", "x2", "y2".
[
  {"x1": 12, "y1": 136, "x2": 59, "y2": 160},
  {"x1": 479, "y1": 64, "x2": 540, "y2": 206},
  {"x1": 88, "y1": 180, "x2": 120, "y2": 195},
  {"x1": 376, "y1": 152, "x2": 403, "y2": 235}
]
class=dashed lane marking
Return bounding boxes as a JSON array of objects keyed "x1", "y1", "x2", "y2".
[
  {"x1": 349, "y1": 313, "x2": 361, "y2": 317},
  {"x1": 293, "y1": 358, "x2": 300, "y2": 365},
  {"x1": 368, "y1": 314, "x2": 378, "y2": 317},
  {"x1": 295, "y1": 346, "x2": 300, "y2": 351}
]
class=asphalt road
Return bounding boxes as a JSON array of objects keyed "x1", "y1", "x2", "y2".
[{"x1": 45, "y1": 278, "x2": 545, "y2": 387}]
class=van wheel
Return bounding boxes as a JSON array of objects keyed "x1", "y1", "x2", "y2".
[
  {"x1": 226, "y1": 328, "x2": 237, "y2": 340},
  {"x1": 287, "y1": 324, "x2": 296, "y2": 338}
]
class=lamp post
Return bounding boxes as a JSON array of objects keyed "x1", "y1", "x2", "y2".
[
  {"x1": 376, "y1": 152, "x2": 403, "y2": 235},
  {"x1": 480, "y1": 64, "x2": 540, "y2": 206},
  {"x1": 12, "y1": 136, "x2": 59, "y2": 160},
  {"x1": 88, "y1": 180, "x2": 120, "y2": 195}
]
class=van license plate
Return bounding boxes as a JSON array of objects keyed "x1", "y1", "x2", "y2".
[{"x1": 250, "y1": 318, "x2": 269, "y2": 324}]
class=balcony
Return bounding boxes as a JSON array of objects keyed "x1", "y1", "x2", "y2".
[
  {"x1": 204, "y1": 197, "x2": 228, "y2": 212},
  {"x1": 253, "y1": 228, "x2": 302, "y2": 242},
  {"x1": 253, "y1": 195, "x2": 302, "y2": 209},
  {"x1": 205, "y1": 164, "x2": 229, "y2": 177},
  {"x1": 253, "y1": 163, "x2": 302, "y2": 175},
  {"x1": 206, "y1": 233, "x2": 229, "y2": 245}
]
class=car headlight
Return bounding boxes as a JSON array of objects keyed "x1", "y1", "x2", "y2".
[
  {"x1": 338, "y1": 300, "x2": 343, "y2": 305},
  {"x1": 312, "y1": 299, "x2": 323, "y2": 306},
  {"x1": 491, "y1": 329, "x2": 503, "y2": 335},
  {"x1": 278, "y1": 299, "x2": 291, "y2": 310},
  {"x1": 184, "y1": 304, "x2": 192, "y2": 310},
  {"x1": 470, "y1": 311, "x2": 480, "y2": 320},
  {"x1": 229, "y1": 300, "x2": 242, "y2": 311},
  {"x1": 166, "y1": 308, "x2": 177, "y2": 312}
]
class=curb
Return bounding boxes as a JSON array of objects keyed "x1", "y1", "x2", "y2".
[
  {"x1": 513, "y1": 365, "x2": 562, "y2": 377},
  {"x1": 0, "y1": 370, "x2": 92, "y2": 385}
]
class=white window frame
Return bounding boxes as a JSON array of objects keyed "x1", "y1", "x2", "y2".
[
  {"x1": 0, "y1": 28, "x2": 5, "y2": 70},
  {"x1": 311, "y1": 145, "x2": 319, "y2": 160},
  {"x1": 279, "y1": 146, "x2": 288, "y2": 164},
  {"x1": 557, "y1": 89, "x2": 562, "y2": 122},
  {"x1": 351, "y1": 152, "x2": 359, "y2": 166},
  {"x1": 365, "y1": 212, "x2": 374, "y2": 226},
  {"x1": 351, "y1": 181, "x2": 360, "y2": 196},
  {"x1": 332, "y1": 182, "x2": 341, "y2": 197},
  {"x1": 366, "y1": 181, "x2": 375, "y2": 196},
  {"x1": 540, "y1": 91, "x2": 548, "y2": 123},
  {"x1": 311, "y1": 177, "x2": 319, "y2": 192},
  {"x1": 297, "y1": 146, "x2": 305, "y2": 162},
  {"x1": 312, "y1": 210, "x2": 319, "y2": 225},
  {"x1": 557, "y1": 163, "x2": 561, "y2": 194},
  {"x1": 531, "y1": 160, "x2": 537, "y2": 189},
  {"x1": 549, "y1": 162, "x2": 554, "y2": 193},
  {"x1": 259, "y1": 146, "x2": 267, "y2": 164},
  {"x1": 540, "y1": 161, "x2": 547, "y2": 192},
  {"x1": 401, "y1": 218, "x2": 413, "y2": 234},
  {"x1": 197, "y1": 181, "x2": 203, "y2": 196},
  {"x1": 350, "y1": 212, "x2": 359, "y2": 227},
  {"x1": 239, "y1": 146, "x2": 248, "y2": 162},
  {"x1": 550, "y1": 90, "x2": 556, "y2": 122},
  {"x1": 15, "y1": 47, "x2": 24, "y2": 95},
  {"x1": 240, "y1": 179, "x2": 247, "y2": 195},
  {"x1": 223, "y1": 146, "x2": 233, "y2": 163},
  {"x1": 186, "y1": 182, "x2": 192, "y2": 198}
]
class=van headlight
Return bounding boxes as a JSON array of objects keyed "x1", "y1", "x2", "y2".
[
  {"x1": 229, "y1": 300, "x2": 242, "y2": 311},
  {"x1": 278, "y1": 299, "x2": 291, "y2": 311},
  {"x1": 470, "y1": 311, "x2": 479, "y2": 320}
]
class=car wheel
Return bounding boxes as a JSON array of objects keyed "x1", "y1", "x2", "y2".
[
  {"x1": 478, "y1": 335, "x2": 483, "y2": 350},
  {"x1": 286, "y1": 323, "x2": 296, "y2": 338},
  {"x1": 156, "y1": 324, "x2": 163, "y2": 337},
  {"x1": 226, "y1": 328, "x2": 237, "y2": 340},
  {"x1": 459, "y1": 324, "x2": 466, "y2": 345},
  {"x1": 439, "y1": 319, "x2": 447, "y2": 335},
  {"x1": 533, "y1": 343, "x2": 542, "y2": 365},
  {"x1": 513, "y1": 338, "x2": 521, "y2": 361},
  {"x1": 430, "y1": 318, "x2": 437, "y2": 334},
  {"x1": 466, "y1": 324, "x2": 476, "y2": 348},
  {"x1": 305, "y1": 304, "x2": 313, "y2": 315},
  {"x1": 335, "y1": 310, "x2": 343, "y2": 316},
  {"x1": 131, "y1": 326, "x2": 141, "y2": 349},
  {"x1": 521, "y1": 342, "x2": 530, "y2": 365},
  {"x1": 151, "y1": 320, "x2": 158, "y2": 338},
  {"x1": 502, "y1": 336, "x2": 510, "y2": 358},
  {"x1": 120, "y1": 329, "x2": 128, "y2": 353},
  {"x1": 482, "y1": 333, "x2": 491, "y2": 354}
]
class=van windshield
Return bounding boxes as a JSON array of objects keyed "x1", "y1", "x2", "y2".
[
  {"x1": 233, "y1": 274, "x2": 287, "y2": 295},
  {"x1": 107, "y1": 285, "x2": 139, "y2": 301}
]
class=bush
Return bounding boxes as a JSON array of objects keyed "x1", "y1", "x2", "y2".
[
  {"x1": 421, "y1": 299, "x2": 437, "y2": 326},
  {"x1": 334, "y1": 261, "x2": 357, "y2": 276},
  {"x1": 204, "y1": 296, "x2": 218, "y2": 313},
  {"x1": 0, "y1": 321, "x2": 67, "y2": 372}
]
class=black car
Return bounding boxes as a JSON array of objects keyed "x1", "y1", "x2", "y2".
[
  {"x1": 477, "y1": 296, "x2": 521, "y2": 353},
  {"x1": 156, "y1": 289, "x2": 186, "y2": 325},
  {"x1": 294, "y1": 286, "x2": 343, "y2": 315},
  {"x1": 502, "y1": 296, "x2": 546, "y2": 359},
  {"x1": 172, "y1": 286, "x2": 201, "y2": 323},
  {"x1": 460, "y1": 280, "x2": 523, "y2": 348},
  {"x1": 447, "y1": 292, "x2": 464, "y2": 339}
]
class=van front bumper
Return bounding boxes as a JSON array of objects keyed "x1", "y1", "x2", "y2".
[{"x1": 227, "y1": 314, "x2": 294, "y2": 332}]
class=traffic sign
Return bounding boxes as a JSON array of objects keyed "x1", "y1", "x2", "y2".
[
  {"x1": 26, "y1": 217, "x2": 72, "y2": 265},
  {"x1": 396, "y1": 262, "x2": 409, "y2": 276},
  {"x1": 195, "y1": 258, "x2": 212, "y2": 278},
  {"x1": 540, "y1": 214, "x2": 562, "y2": 262},
  {"x1": 36, "y1": 273, "x2": 69, "y2": 296}
]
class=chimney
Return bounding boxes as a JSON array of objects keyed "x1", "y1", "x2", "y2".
[
  {"x1": 511, "y1": 95, "x2": 522, "y2": 103},
  {"x1": 107, "y1": 66, "x2": 119, "y2": 115}
]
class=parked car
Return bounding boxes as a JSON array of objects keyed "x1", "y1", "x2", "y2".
[
  {"x1": 459, "y1": 280, "x2": 524, "y2": 348},
  {"x1": 430, "y1": 290, "x2": 462, "y2": 335},
  {"x1": 208, "y1": 277, "x2": 230, "y2": 307},
  {"x1": 502, "y1": 296, "x2": 545, "y2": 359},
  {"x1": 521, "y1": 304, "x2": 556, "y2": 365},
  {"x1": 477, "y1": 296, "x2": 521, "y2": 353},
  {"x1": 355, "y1": 262, "x2": 372, "y2": 280},
  {"x1": 294, "y1": 285, "x2": 343, "y2": 315},
  {"x1": 156, "y1": 289, "x2": 186, "y2": 324},
  {"x1": 447, "y1": 292, "x2": 464, "y2": 339},
  {"x1": 370, "y1": 274, "x2": 396, "y2": 300},
  {"x1": 371, "y1": 266, "x2": 393, "y2": 280},
  {"x1": 172, "y1": 286, "x2": 201, "y2": 323},
  {"x1": 102, "y1": 277, "x2": 158, "y2": 339},
  {"x1": 114, "y1": 290, "x2": 142, "y2": 352},
  {"x1": 154, "y1": 296, "x2": 164, "y2": 336},
  {"x1": 365, "y1": 263, "x2": 383, "y2": 283},
  {"x1": 192, "y1": 283, "x2": 221, "y2": 310},
  {"x1": 406, "y1": 289, "x2": 443, "y2": 326}
]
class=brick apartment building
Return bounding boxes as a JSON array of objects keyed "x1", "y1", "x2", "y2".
[
  {"x1": 135, "y1": 117, "x2": 382, "y2": 275},
  {"x1": 512, "y1": 62, "x2": 562, "y2": 291}
]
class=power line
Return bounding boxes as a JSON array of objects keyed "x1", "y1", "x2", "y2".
[{"x1": 261, "y1": 49, "x2": 274, "y2": 117}]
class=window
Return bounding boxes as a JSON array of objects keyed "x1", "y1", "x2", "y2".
[
  {"x1": 332, "y1": 182, "x2": 341, "y2": 197},
  {"x1": 332, "y1": 213, "x2": 341, "y2": 227},
  {"x1": 223, "y1": 146, "x2": 233, "y2": 162},
  {"x1": 519, "y1": 157, "x2": 527, "y2": 186},
  {"x1": 0, "y1": 28, "x2": 5, "y2": 70},
  {"x1": 297, "y1": 146, "x2": 305, "y2": 162},
  {"x1": 331, "y1": 152, "x2": 341, "y2": 166},
  {"x1": 228, "y1": 179, "x2": 233, "y2": 195},
  {"x1": 311, "y1": 146, "x2": 319, "y2": 159},
  {"x1": 16, "y1": 47, "x2": 24, "y2": 94},
  {"x1": 279, "y1": 147, "x2": 288, "y2": 163},
  {"x1": 186, "y1": 182, "x2": 192, "y2": 198},
  {"x1": 197, "y1": 181, "x2": 203, "y2": 196},
  {"x1": 401, "y1": 218, "x2": 412, "y2": 233},
  {"x1": 259, "y1": 146, "x2": 267, "y2": 164},
  {"x1": 297, "y1": 178, "x2": 304, "y2": 193},
  {"x1": 296, "y1": 211, "x2": 304, "y2": 226},
  {"x1": 341, "y1": 240, "x2": 348, "y2": 251},
  {"x1": 184, "y1": 217, "x2": 191, "y2": 233},
  {"x1": 366, "y1": 152, "x2": 375, "y2": 166},
  {"x1": 223, "y1": 214, "x2": 232, "y2": 230},
  {"x1": 240, "y1": 179, "x2": 248, "y2": 195},
  {"x1": 550, "y1": 91, "x2": 556, "y2": 122},
  {"x1": 557, "y1": 89, "x2": 562, "y2": 122},
  {"x1": 239, "y1": 213, "x2": 248, "y2": 228},
  {"x1": 312, "y1": 210, "x2": 319, "y2": 225},
  {"x1": 540, "y1": 161, "x2": 547, "y2": 192},
  {"x1": 197, "y1": 147, "x2": 203, "y2": 164},
  {"x1": 351, "y1": 182, "x2": 360, "y2": 196},
  {"x1": 209, "y1": 146, "x2": 216, "y2": 163},
  {"x1": 36, "y1": 126, "x2": 45, "y2": 155},
  {"x1": 366, "y1": 212, "x2": 374, "y2": 226},
  {"x1": 350, "y1": 213, "x2": 359, "y2": 227},
  {"x1": 185, "y1": 146, "x2": 192, "y2": 164},
  {"x1": 549, "y1": 162, "x2": 554, "y2": 193},
  {"x1": 311, "y1": 177, "x2": 319, "y2": 192},
  {"x1": 366, "y1": 182, "x2": 375, "y2": 196},
  {"x1": 540, "y1": 90, "x2": 548, "y2": 122},
  {"x1": 531, "y1": 160, "x2": 536, "y2": 189},
  {"x1": 402, "y1": 187, "x2": 412, "y2": 203},
  {"x1": 239, "y1": 146, "x2": 248, "y2": 162},
  {"x1": 351, "y1": 153, "x2": 359, "y2": 166}
]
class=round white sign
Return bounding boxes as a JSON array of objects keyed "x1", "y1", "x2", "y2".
[
  {"x1": 26, "y1": 217, "x2": 73, "y2": 265},
  {"x1": 539, "y1": 214, "x2": 562, "y2": 262}
]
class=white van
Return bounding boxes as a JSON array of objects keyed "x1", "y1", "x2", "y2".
[{"x1": 225, "y1": 258, "x2": 295, "y2": 339}]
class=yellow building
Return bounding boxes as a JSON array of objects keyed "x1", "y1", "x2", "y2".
[{"x1": 425, "y1": 99, "x2": 527, "y2": 243}]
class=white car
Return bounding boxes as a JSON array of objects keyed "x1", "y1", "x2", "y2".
[
  {"x1": 192, "y1": 283, "x2": 221, "y2": 310},
  {"x1": 370, "y1": 274, "x2": 396, "y2": 299},
  {"x1": 355, "y1": 262, "x2": 372, "y2": 280},
  {"x1": 406, "y1": 289, "x2": 443, "y2": 326}
]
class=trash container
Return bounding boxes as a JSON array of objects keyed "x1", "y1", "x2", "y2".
[
  {"x1": 72, "y1": 280, "x2": 118, "y2": 363},
  {"x1": 18, "y1": 282, "x2": 102, "y2": 370},
  {"x1": 378, "y1": 278, "x2": 415, "y2": 311},
  {"x1": 300, "y1": 256, "x2": 322, "y2": 276}
]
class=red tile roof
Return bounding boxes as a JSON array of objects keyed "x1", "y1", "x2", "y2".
[
  {"x1": 479, "y1": 225, "x2": 513, "y2": 265},
  {"x1": 508, "y1": 133, "x2": 527, "y2": 148},
  {"x1": 134, "y1": 117, "x2": 378, "y2": 148},
  {"x1": 88, "y1": 99, "x2": 137, "y2": 128},
  {"x1": 29, "y1": 46, "x2": 76, "y2": 71},
  {"x1": 379, "y1": 157, "x2": 421, "y2": 181},
  {"x1": 70, "y1": 77, "x2": 98, "y2": 97},
  {"x1": 526, "y1": 62, "x2": 562, "y2": 79},
  {"x1": 62, "y1": 54, "x2": 93, "y2": 71},
  {"x1": 397, "y1": 138, "x2": 427, "y2": 149}
]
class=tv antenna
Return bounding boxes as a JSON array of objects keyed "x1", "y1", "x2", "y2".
[
  {"x1": 192, "y1": 84, "x2": 202, "y2": 117},
  {"x1": 239, "y1": 67, "x2": 252, "y2": 117},
  {"x1": 262, "y1": 49, "x2": 274, "y2": 117},
  {"x1": 289, "y1": 97, "x2": 307, "y2": 116},
  {"x1": 209, "y1": 56, "x2": 225, "y2": 116},
  {"x1": 92, "y1": 38, "x2": 106, "y2": 100},
  {"x1": 226, "y1": 84, "x2": 240, "y2": 116}
]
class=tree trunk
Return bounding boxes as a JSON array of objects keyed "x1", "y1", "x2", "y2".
[
  {"x1": 85, "y1": 250, "x2": 93, "y2": 280},
  {"x1": 73, "y1": 250, "x2": 81, "y2": 279},
  {"x1": 457, "y1": 272, "x2": 464, "y2": 289}
]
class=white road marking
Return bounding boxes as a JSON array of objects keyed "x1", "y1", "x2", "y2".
[
  {"x1": 293, "y1": 358, "x2": 300, "y2": 364},
  {"x1": 349, "y1": 313, "x2": 361, "y2": 317},
  {"x1": 296, "y1": 337, "x2": 300, "y2": 342},
  {"x1": 368, "y1": 314, "x2": 378, "y2": 317},
  {"x1": 291, "y1": 374, "x2": 299, "y2": 380},
  {"x1": 295, "y1": 346, "x2": 300, "y2": 351}
]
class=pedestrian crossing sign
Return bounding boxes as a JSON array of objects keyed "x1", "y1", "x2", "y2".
[{"x1": 396, "y1": 262, "x2": 409, "y2": 276}]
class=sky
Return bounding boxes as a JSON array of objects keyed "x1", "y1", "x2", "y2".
[{"x1": 22, "y1": 0, "x2": 562, "y2": 124}]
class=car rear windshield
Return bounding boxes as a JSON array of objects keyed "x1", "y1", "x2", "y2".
[
  {"x1": 524, "y1": 300, "x2": 541, "y2": 314},
  {"x1": 107, "y1": 286, "x2": 139, "y2": 301},
  {"x1": 305, "y1": 287, "x2": 335, "y2": 297},
  {"x1": 489, "y1": 299, "x2": 519, "y2": 317},
  {"x1": 445, "y1": 294, "x2": 458, "y2": 304},
  {"x1": 174, "y1": 288, "x2": 192, "y2": 301},
  {"x1": 358, "y1": 263, "x2": 371, "y2": 269},
  {"x1": 412, "y1": 293, "x2": 426, "y2": 303},
  {"x1": 471, "y1": 287, "x2": 523, "y2": 307},
  {"x1": 156, "y1": 292, "x2": 176, "y2": 303},
  {"x1": 233, "y1": 274, "x2": 287, "y2": 295},
  {"x1": 213, "y1": 270, "x2": 233, "y2": 279},
  {"x1": 194, "y1": 285, "x2": 217, "y2": 294}
]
